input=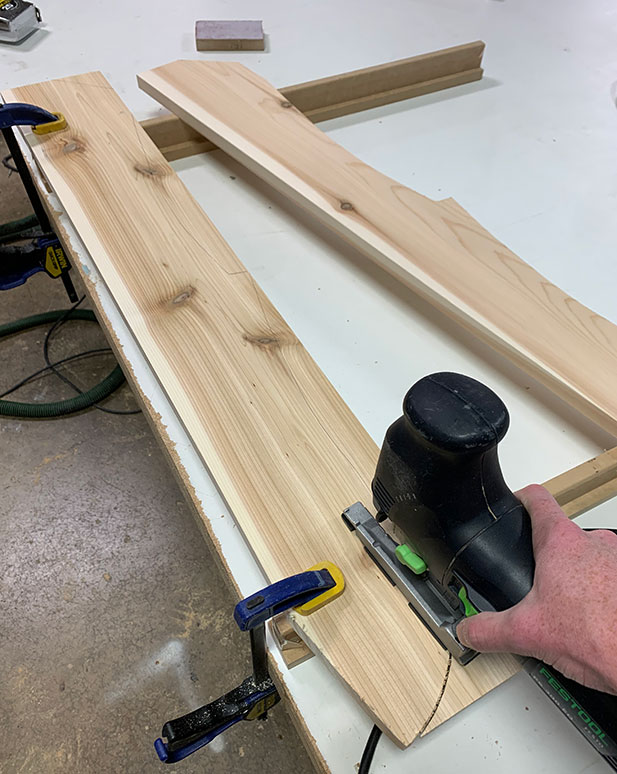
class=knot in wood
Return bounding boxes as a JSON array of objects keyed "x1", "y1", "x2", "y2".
[
  {"x1": 62, "y1": 140, "x2": 84, "y2": 154},
  {"x1": 171, "y1": 287, "x2": 194, "y2": 305},
  {"x1": 135, "y1": 164, "x2": 163, "y2": 177},
  {"x1": 340, "y1": 201, "x2": 354, "y2": 211},
  {"x1": 243, "y1": 333, "x2": 281, "y2": 351},
  {"x1": 280, "y1": 100, "x2": 293, "y2": 109}
]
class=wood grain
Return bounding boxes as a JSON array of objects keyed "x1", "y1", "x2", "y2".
[
  {"x1": 138, "y1": 60, "x2": 617, "y2": 436},
  {"x1": 274, "y1": 40, "x2": 484, "y2": 124},
  {"x1": 4, "y1": 72, "x2": 519, "y2": 748},
  {"x1": 270, "y1": 613, "x2": 314, "y2": 668},
  {"x1": 545, "y1": 447, "x2": 617, "y2": 517},
  {"x1": 140, "y1": 41, "x2": 484, "y2": 161}
]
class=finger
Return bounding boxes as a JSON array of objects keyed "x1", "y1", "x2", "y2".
[
  {"x1": 589, "y1": 528, "x2": 617, "y2": 548},
  {"x1": 457, "y1": 611, "x2": 515, "y2": 653},
  {"x1": 516, "y1": 484, "x2": 572, "y2": 554}
]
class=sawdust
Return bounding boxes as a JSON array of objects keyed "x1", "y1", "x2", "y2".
[{"x1": 32, "y1": 450, "x2": 72, "y2": 484}]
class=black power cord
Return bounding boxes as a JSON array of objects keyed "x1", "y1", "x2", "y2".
[
  {"x1": 0, "y1": 348, "x2": 115, "y2": 399},
  {"x1": 357, "y1": 652, "x2": 453, "y2": 772},
  {"x1": 0, "y1": 296, "x2": 141, "y2": 416},
  {"x1": 359, "y1": 725, "x2": 382, "y2": 774},
  {"x1": 2, "y1": 152, "x2": 18, "y2": 174},
  {"x1": 41, "y1": 297, "x2": 141, "y2": 415}
]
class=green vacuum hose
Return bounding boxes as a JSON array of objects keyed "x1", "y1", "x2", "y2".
[
  {"x1": 0, "y1": 309, "x2": 125, "y2": 418},
  {"x1": 0, "y1": 214, "x2": 39, "y2": 244}
]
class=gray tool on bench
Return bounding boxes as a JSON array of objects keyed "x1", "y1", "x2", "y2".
[
  {"x1": 344, "y1": 372, "x2": 617, "y2": 770},
  {"x1": 0, "y1": 0, "x2": 41, "y2": 43}
]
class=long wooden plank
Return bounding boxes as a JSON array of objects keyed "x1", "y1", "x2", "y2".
[
  {"x1": 138, "y1": 60, "x2": 617, "y2": 436},
  {"x1": 545, "y1": 447, "x2": 617, "y2": 517},
  {"x1": 267, "y1": 40, "x2": 485, "y2": 123},
  {"x1": 141, "y1": 41, "x2": 484, "y2": 161},
  {"x1": 15, "y1": 150, "x2": 328, "y2": 773},
  {"x1": 4, "y1": 72, "x2": 519, "y2": 748}
]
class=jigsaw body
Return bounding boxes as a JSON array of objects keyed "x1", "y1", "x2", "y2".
[{"x1": 344, "y1": 372, "x2": 617, "y2": 768}]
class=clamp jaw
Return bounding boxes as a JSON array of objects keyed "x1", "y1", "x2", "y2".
[
  {"x1": 0, "y1": 235, "x2": 72, "y2": 291},
  {"x1": 0, "y1": 102, "x2": 65, "y2": 132},
  {"x1": 0, "y1": 101, "x2": 75, "y2": 300},
  {"x1": 154, "y1": 563, "x2": 344, "y2": 764}
]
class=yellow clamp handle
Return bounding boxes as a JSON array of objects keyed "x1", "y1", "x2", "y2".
[
  {"x1": 295, "y1": 561, "x2": 345, "y2": 616},
  {"x1": 33, "y1": 112, "x2": 67, "y2": 135}
]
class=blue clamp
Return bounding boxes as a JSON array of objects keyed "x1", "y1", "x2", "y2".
[
  {"x1": 234, "y1": 567, "x2": 336, "y2": 631},
  {"x1": 0, "y1": 235, "x2": 70, "y2": 292},
  {"x1": 0, "y1": 101, "x2": 76, "y2": 302},
  {"x1": 154, "y1": 681, "x2": 277, "y2": 764},
  {"x1": 154, "y1": 566, "x2": 342, "y2": 764},
  {"x1": 0, "y1": 102, "x2": 58, "y2": 130}
]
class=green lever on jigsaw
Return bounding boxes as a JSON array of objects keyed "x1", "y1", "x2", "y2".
[{"x1": 344, "y1": 372, "x2": 617, "y2": 770}]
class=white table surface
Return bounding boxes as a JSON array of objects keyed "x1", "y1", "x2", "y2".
[{"x1": 3, "y1": 1, "x2": 617, "y2": 771}]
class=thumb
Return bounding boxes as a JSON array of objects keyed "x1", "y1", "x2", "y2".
[{"x1": 457, "y1": 610, "x2": 514, "y2": 653}]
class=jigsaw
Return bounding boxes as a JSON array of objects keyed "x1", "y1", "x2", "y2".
[{"x1": 344, "y1": 372, "x2": 617, "y2": 769}]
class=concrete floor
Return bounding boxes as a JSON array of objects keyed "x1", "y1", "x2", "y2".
[{"x1": 0, "y1": 138, "x2": 315, "y2": 773}]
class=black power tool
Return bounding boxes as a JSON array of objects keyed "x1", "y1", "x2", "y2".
[{"x1": 343, "y1": 372, "x2": 617, "y2": 768}]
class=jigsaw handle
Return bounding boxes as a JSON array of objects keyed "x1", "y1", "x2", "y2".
[{"x1": 373, "y1": 372, "x2": 534, "y2": 612}]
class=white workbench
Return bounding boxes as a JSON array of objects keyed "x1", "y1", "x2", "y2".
[{"x1": 3, "y1": 1, "x2": 617, "y2": 771}]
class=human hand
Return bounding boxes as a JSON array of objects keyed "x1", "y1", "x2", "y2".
[{"x1": 456, "y1": 484, "x2": 617, "y2": 694}]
